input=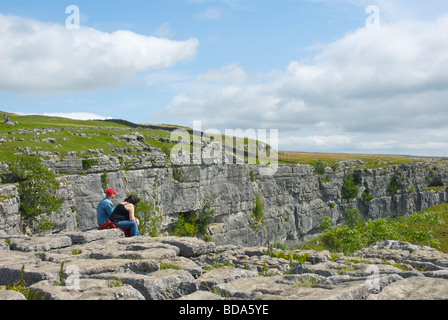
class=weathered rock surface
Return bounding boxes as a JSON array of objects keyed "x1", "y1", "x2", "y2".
[
  {"x1": 1, "y1": 231, "x2": 448, "y2": 300},
  {"x1": 2, "y1": 161, "x2": 448, "y2": 248}
]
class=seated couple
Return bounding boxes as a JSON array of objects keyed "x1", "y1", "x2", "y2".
[{"x1": 97, "y1": 188, "x2": 140, "y2": 237}]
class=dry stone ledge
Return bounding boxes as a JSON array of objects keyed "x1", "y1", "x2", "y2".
[
  {"x1": 2, "y1": 234, "x2": 448, "y2": 300},
  {"x1": 8, "y1": 235, "x2": 72, "y2": 252},
  {"x1": 63, "y1": 228, "x2": 124, "y2": 244}
]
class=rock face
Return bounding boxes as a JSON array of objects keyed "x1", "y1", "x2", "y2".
[
  {"x1": 1, "y1": 232, "x2": 448, "y2": 300},
  {"x1": 1, "y1": 160, "x2": 448, "y2": 246}
]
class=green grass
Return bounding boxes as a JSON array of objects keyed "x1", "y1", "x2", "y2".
[
  {"x1": 0, "y1": 112, "x2": 128, "y2": 132},
  {"x1": 4, "y1": 111, "x2": 434, "y2": 169},
  {"x1": 0, "y1": 111, "x2": 176, "y2": 163},
  {"x1": 0, "y1": 111, "x2": 280, "y2": 167},
  {"x1": 298, "y1": 204, "x2": 448, "y2": 255},
  {"x1": 278, "y1": 151, "x2": 423, "y2": 167}
]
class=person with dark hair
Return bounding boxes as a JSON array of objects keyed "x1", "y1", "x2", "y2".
[{"x1": 109, "y1": 194, "x2": 141, "y2": 237}]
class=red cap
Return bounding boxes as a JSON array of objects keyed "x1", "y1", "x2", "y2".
[{"x1": 106, "y1": 188, "x2": 117, "y2": 196}]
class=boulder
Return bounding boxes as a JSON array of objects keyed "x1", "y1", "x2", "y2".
[
  {"x1": 8, "y1": 235, "x2": 72, "y2": 252},
  {"x1": 0, "y1": 290, "x2": 27, "y2": 300},
  {"x1": 96, "y1": 269, "x2": 197, "y2": 300},
  {"x1": 29, "y1": 279, "x2": 145, "y2": 300},
  {"x1": 368, "y1": 277, "x2": 448, "y2": 300},
  {"x1": 63, "y1": 228, "x2": 124, "y2": 244},
  {"x1": 156, "y1": 236, "x2": 216, "y2": 257},
  {"x1": 197, "y1": 266, "x2": 258, "y2": 290}
]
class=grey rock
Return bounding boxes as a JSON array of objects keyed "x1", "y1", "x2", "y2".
[
  {"x1": 30, "y1": 279, "x2": 145, "y2": 300},
  {"x1": 1, "y1": 227, "x2": 448, "y2": 301},
  {"x1": 177, "y1": 290, "x2": 224, "y2": 300},
  {"x1": 9, "y1": 235, "x2": 72, "y2": 252},
  {"x1": 0, "y1": 290, "x2": 27, "y2": 300},
  {"x1": 64, "y1": 228, "x2": 124, "y2": 244},
  {"x1": 97, "y1": 269, "x2": 197, "y2": 300},
  {"x1": 197, "y1": 266, "x2": 258, "y2": 290},
  {"x1": 2, "y1": 160, "x2": 448, "y2": 249},
  {"x1": 159, "y1": 256, "x2": 203, "y2": 277},
  {"x1": 368, "y1": 277, "x2": 448, "y2": 300},
  {"x1": 157, "y1": 236, "x2": 216, "y2": 257}
]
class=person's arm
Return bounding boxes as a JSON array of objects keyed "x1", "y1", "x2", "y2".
[
  {"x1": 106, "y1": 200, "x2": 115, "y2": 218},
  {"x1": 127, "y1": 204, "x2": 139, "y2": 226}
]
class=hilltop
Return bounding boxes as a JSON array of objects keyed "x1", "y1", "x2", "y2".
[
  {"x1": 0, "y1": 111, "x2": 276, "y2": 167},
  {"x1": 0, "y1": 111, "x2": 434, "y2": 168}
]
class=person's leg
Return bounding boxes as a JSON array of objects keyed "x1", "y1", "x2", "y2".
[{"x1": 114, "y1": 220, "x2": 140, "y2": 237}]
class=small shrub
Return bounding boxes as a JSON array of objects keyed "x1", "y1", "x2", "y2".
[
  {"x1": 8, "y1": 155, "x2": 63, "y2": 232},
  {"x1": 387, "y1": 174, "x2": 403, "y2": 196},
  {"x1": 312, "y1": 160, "x2": 327, "y2": 175},
  {"x1": 1, "y1": 265, "x2": 41, "y2": 300},
  {"x1": 108, "y1": 278, "x2": 124, "y2": 288},
  {"x1": 172, "y1": 198, "x2": 216, "y2": 240},
  {"x1": 252, "y1": 192, "x2": 265, "y2": 223},
  {"x1": 344, "y1": 208, "x2": 363, "y2": 228},
  {"x1": 132, "y1": 193, "x2": 164, "y2": 237},
  {"x1": 82, "y1": 158, "x2": 98, "y2": 170},
  {"x1": 319, "y1": 216, "x2": 334, "y2": 232},
  {"x1": 342, "y1": 174, "x2": 359, "y2": 200},
  {"x1": 101, "y1": 170, "x2": 109, "y2": 192},
  {"x1": 174, "y1": 213, "x2": 198, "y2": 237},
  {"x1": 361, "y1": 189, "x2": 374, "y2": 202},
  {"x1": 196, "y1": 199, "x2": 215, "y2": 237},
  {"x1": 249, "y1": 170, "x2": 255, "y2": 182}
]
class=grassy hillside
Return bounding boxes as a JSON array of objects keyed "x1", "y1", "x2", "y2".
[
  {"x1": 0, "y1": 111, "x2": 438, "y2": 168},
  {"x1": 0, "y1": 112, "x2": 176, "y2": 163}
]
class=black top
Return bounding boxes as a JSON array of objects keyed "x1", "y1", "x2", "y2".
[{"x1": 110, "y1": 203, "x2": 130, "y2": 222}]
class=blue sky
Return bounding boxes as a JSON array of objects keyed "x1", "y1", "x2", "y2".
[{"x1": 1, "y1": 0, "x2": 448, "y2": 156}]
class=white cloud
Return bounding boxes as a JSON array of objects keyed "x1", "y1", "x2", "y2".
[
  {"x1": 196, "y1": 7, "x2": 223, "y2": 20},
  {"x1": 156, "y1": 15, "x2": 448, "y2": 156},
  {"x1": 0, "y1": 14, "x2": 199, "y2": 94},
  {"x1": 197, "y1": 64, "x2": 249, "y2": 84},
  {"x1": 153, "y1": 22, "x2": 175, "y2": 38}
]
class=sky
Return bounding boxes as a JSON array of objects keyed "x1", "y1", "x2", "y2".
[{"x1": 0, "y1": 0, "x2": 448, "y2": 156}]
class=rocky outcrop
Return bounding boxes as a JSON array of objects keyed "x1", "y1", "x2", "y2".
[
  {"x1": 1, "y1": 232, "x2": 448, "y2": 300},
  {"x1": 1, "y1": 160, "x2": 448, "y2": 246}
]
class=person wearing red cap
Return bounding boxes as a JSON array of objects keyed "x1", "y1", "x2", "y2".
[{"x1": 97, "y1": 188, "x2": 117, "y2": 226}]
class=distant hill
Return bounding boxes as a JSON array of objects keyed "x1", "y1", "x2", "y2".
[{"x1": 0, "y1": 111, "x2": 438, "y2": 167}]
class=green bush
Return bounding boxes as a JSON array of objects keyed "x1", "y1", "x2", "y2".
[
  {"x1": 82, "y1": 158, "x2": 98, "y2": 170},
  {"x1": 252, "y1": 192, "x2": 265, "y2": 223},
  {"x1": 196, "y1": 200, "x2": 215, "y2": 236},
  {"x1": 312, "y1": 160, "x2": 327, "y2": 175},
  {"x1": 133, "y1": 193, "x2": 164, "y2": 237},
  {"x1": 173, "y1": 197, "x2": 216, "y2": 239},
  {"x1": 8, "y1": 155, "x2": 63, "y2": 232},
  {"x1": 341, "y1": 174, "x2": 359, "y2": 200},
  {"x1": 344, "y1": 208, "x2": 363, "y2": 228},
  {"x1": 362, "y1": 189, "x2": 374, "y2": 202},
  {"x1": 319, "y1": 216, "x2": 334, "y2": 232},
  {"x1": 316, "y1": 209, "x2": 445, "y2": 255},
  {"x1": 387, "y1": 174, "x2": 403, "y2": 196},
  {"x1": 174, "y1": 213, "x2": 198, "y2": 237}
]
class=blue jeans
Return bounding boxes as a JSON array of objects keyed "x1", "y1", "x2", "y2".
[{"x1": 114, "y1": 220, "x2": 140, "y2": 237}]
